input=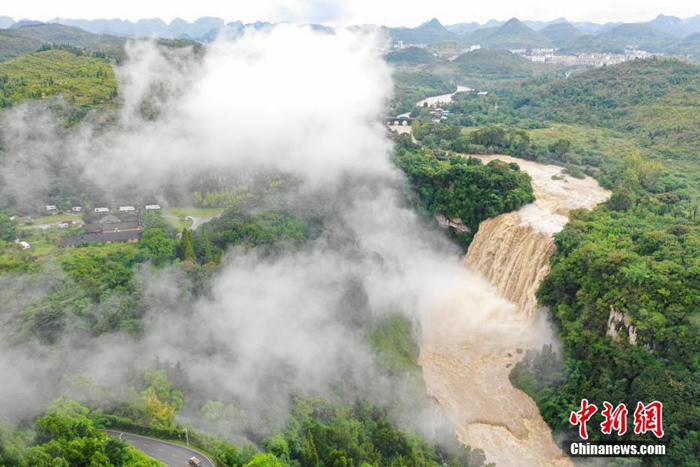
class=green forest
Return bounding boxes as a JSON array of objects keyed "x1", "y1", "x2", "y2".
[{"x1": 394, "y1": 138, "x2": 534, "y2": 247}]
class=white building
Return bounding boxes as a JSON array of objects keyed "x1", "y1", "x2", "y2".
[
  {"x1": 119, "y1": 206, "x2": 136, "y2": 212},
  {"x1": 94, "y1": 207, "x2": 110, "y2": 213}
]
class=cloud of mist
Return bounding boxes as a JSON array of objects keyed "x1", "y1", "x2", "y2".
[{"x1": 0, "y1": 23, "x2": 556, "y2": 444}]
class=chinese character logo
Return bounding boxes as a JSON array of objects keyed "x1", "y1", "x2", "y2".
[
  {"x1": 601, "y1": 401, "x2": 628, "y2": 435},
  {"x1": 570, "y1": 399, "x2": 598, "y2": 440},
  {"x1": 569, "y1": 400, "x2": 664, "y2": 440},
  {"x1": 633, "y1": 401, "x2": 664, "y2": 438}
]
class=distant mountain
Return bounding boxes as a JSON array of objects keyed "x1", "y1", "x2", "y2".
[
  {"x1": 523, "y1": 17, "x2": 567, "y2": 31},
  {"x1": 645, "y1": 14, "x2": 700, "y2": 38},
  {"x1": 51, "y1": 16, "x2": 226, "y2": 41},
  {"x1": 598, "y1": 23, "x2": 676, "y2": 51},
  {"x1": 385, "y1": 46, "x2": 436, "y2": 65},
  {"x1": 134, "y1": 18, "x2": 169, "y2": 36},
  {"x1": 459, "y1": 26, "x2": 498, "y2": 43},
  {"x1": 539, "y1": 22, "x2": 582, "y2": 47},
  {"x1": 683, "y1": 15, "x2": 700, "y2": 35},
  {"x1": 445, "y1": 22, "x2": 480, "y2": 35},
  {"x1": 483, "y1": 19, "x2": 505, "y2": 29},
  {"x1": 460, "y1": 18, "x2": 551, "y2": 49},
  {"x1": 648, "y1": 15, "x2": 686, "y2": 37},
  {"x1": 11, "y1": 20, "x2": 45, "y2": 28},
  {"x1": 389, "y1": 18, "x2": 455, "y2": 44},
  {"x1": 573, "y1": 21, "x2": 621, "y2": 35}
]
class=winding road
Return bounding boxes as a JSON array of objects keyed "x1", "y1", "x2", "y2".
[{"x1": 104, "y1": 431, "x2": 215, "y2": 467}]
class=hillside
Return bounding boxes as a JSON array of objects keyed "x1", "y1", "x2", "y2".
[
  {"x1": 532, "y1": 58, "x2": 700, "y2": 159},
  {"x1": 557, "y1": 34, "x2": 622, "y2": 54},
  {"x1": 0, "y1": 48, "x2": 117, "y2": 109},
  {"x1": 668, "y1": 33, "x2": 700, "y2": 61},
  {"x1": 385, "y1": 46, "x2": 436, "y2": 65},
  {"x1": 0, "y1": 24, "x2": 125, "y2": 62},
  {"x1": 451, "y1": 48, "x2": 547, "y2": 78},
  {"x1": 0, "y1": 29, "x2": 46, "y2": 62}
]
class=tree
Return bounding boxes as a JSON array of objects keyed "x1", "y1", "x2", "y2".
[
  {"x1": 180, "y1": 228, "x2": 196, "y2": 262},
  {"x1": 139, "y1": 228, "x2": 177, "y2": 265},
  {"x1": 623, "y1": 151, "x2": 663, "y2": 190},
  {"x1": 548, "y1": 138, "x2": 571, "y2": 158},
  {"x1": 201, "y1": 401, "x2": 247, "y2": 438},
  {"x1": 34, "y1": 399, "x2": 95, "y2": 443},
  {"x1": 244, "y1": 453, "x2": 284, "y2": 467},
  {"x1": 0, "y1": 213, "x2": 18, "y2": 242}
]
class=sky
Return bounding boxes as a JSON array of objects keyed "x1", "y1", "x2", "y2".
[{"x1": 1, "y1": 0, "x2": 699, "y2": 27}]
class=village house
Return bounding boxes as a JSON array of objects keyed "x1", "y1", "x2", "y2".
[
  {"x1": 83, "y1": 212, "x2": 143, "y2": 235},
  {"x1": 62, "y1": 210, "x2": 144, "y2": 246}
]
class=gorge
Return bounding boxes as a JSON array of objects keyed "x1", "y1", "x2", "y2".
[{"x1": 419, "y1": 155, "x2": 611, "y2": 466}]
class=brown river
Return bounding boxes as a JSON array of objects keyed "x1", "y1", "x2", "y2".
[{"x1": 418, "y1": 155, "x2": 611, "y2": 466}]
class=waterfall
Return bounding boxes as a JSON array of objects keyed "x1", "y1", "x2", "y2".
[
  {"x1": 419, "y1": 155, "x2": 611, "y2": 466},
  {"x1": 463, "y1": 215, "x2": 555, "y2": 317}
]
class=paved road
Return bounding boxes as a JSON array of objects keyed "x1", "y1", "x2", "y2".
[
  {"x1": 104, "y1": 430, "x2": 215, "y2": 467},
  {"x1": 190, "y1": 214, "x2": 221, "y2": 231}
]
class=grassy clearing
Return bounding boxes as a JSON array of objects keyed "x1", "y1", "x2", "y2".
[
  {"x1": 163, "y1": 207, "x2": 224, "y2": 230},
  {"x1": 527, "y1": 123, "x2": 642, "y2": 160},
  {"x1": 370, "y1": 315, "x2": 421, "y2": 374}
]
